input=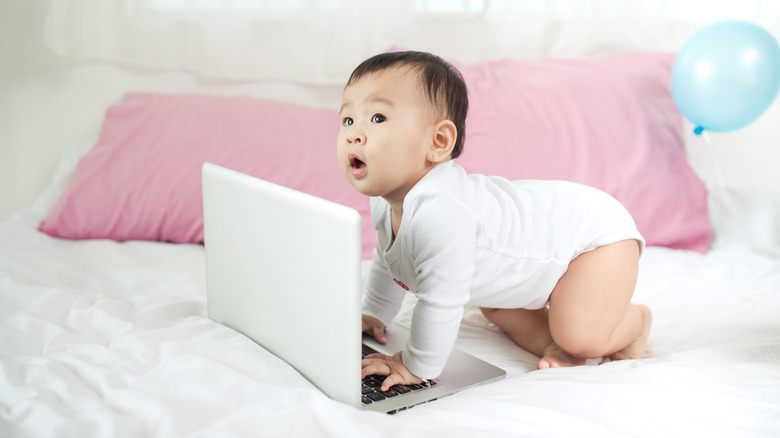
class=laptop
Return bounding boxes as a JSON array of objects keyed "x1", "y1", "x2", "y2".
[{"x1": 202, "y1": 162, "x2": 505, "y2": 414}]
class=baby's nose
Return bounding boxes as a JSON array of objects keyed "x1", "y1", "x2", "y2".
[{"x1": 348, "y1": 133, "x2": 365, "y2": 144}]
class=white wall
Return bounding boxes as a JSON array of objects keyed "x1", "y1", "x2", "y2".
[
  {"x1": 0, "y1": 0, "x2": 343, "y2": 222},
  {"x1": 2, "y1": 0, "x2": 780, "y2": 222}
]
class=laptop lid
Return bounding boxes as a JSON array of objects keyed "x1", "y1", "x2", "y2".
[
  {"x1": 203, "y1": 162, "x2": 506, "y2": 414},
  {"x1": 202, "y1": 162, "x2": 363, "y2": 407}
]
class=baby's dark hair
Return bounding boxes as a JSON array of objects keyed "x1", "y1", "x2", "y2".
[{"x1": 346, "y1": 51, "x2": 468, "y2": 159}]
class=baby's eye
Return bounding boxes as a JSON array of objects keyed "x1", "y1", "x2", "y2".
[
  {"x1": 342, "y1": 117, "x2": 354, "y2": 126},
  {"x1": 371, "y1": 114, "x2": 387, "y2": 124}
]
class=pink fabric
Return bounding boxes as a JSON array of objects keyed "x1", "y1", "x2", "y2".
[
  {"x1": 456, "y1": 53, "x2": 712, "y2": 252},
  {"x1": 39, "y1": 93, "x2": 375, "y2": 259},
  {"x1": 40, "y1": 53, "x2": 712, "y2": 255}
]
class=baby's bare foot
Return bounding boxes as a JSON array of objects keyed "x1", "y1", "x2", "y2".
[
  {"x1": 537, "y1": 342, "x2": 587, "y2": 369},
  {"x1": 601, "y1": 304, "x2": 652, "y2": 364}
]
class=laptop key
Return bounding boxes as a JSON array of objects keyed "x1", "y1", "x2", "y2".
[
  {"x1": 391, "y1": 385, "x2": 411, "y2": 394},
  {"x1": 364, "y1": 376, "x2": 383, "y2": 388},
  {"x1": 379, "y1": 389, "x2": 399, "y2": 398},
  {"x1": 362, "y1": 396, "x2": 373, "y2": 404},
  {"x1": 366, "y1": 392, "x2": 387, "y2": 402}
]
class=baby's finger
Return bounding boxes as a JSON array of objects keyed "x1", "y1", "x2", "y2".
[
  {"x1": 362, "y1": 353, "x2": 387, "y2": 360},
  {"x1": 361, "y1": 363, "x2": 390, "y2": 379},
  {"x1": 380, "y1": 373, "x2": 403, "y2": 392},
  {"x1": 371, "y1": 326, "x2": 387, "y2": 344},
  {"x1": 360, "y1": 367, "x2": 390, "y2": 379}
]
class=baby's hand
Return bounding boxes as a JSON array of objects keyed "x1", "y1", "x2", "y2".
[
  {"x1": 361, "y1": 314, "x2": 386, "y2": 344},
  {"x1": 361, "y1": 351, "x2": 423, "y2": 392}
]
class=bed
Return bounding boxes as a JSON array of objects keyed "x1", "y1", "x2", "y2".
[{"x1": 2, "y1": 50, "x2": 780, "y2": 438}]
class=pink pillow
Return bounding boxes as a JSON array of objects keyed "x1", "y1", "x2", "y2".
[
  {"x1": 40, "y1": 53, "x2": 712, "y2": 256},
  {"x1": 456, "y1": 53, "x2": 711, "y2": 252},
  {"x1": 39, "y1": 93, "x2": 376, "y2": 259}
]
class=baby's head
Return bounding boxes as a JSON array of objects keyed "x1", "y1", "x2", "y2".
[{"x1": 345, "y1": 51, "x2": 468, "y2": 159}]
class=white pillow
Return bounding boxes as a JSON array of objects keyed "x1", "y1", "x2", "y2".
[{"x1": 708, "y1": 180, "x2": 780, "y2": 256}]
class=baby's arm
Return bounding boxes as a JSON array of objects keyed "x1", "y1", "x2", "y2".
[
  {"x1": 400, "y1": 199, "x2": 477, "y2": 379},
  {"x1": 362, "y1": 248, "x2": 405, "y2": 329},
  {"x1": 360, "y1": 253, "x2": 416, "y2": 390},
  {"x1": 361, "y1": 196, "x2": 477, "y2": 385},
  {"x1": 362, "y1": 252, "x2": 405, "y2": 327}
]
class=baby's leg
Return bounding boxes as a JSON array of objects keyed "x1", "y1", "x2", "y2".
[
  {"x1": 545, "y1": 239, "x2": 651, "y2": 364},
  {"x1": 479, "y1": 307, "x2": 551, "y2": 358},
  {"x1": 479, "y1": 307, "x2": 587, "y2": 368}
]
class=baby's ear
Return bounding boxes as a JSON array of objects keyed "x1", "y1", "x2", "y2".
[{"x1": 429, "y1": 120, "x2": 457, "y2": 163}]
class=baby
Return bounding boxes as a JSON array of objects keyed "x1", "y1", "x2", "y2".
[{"x1": 337, "y1": 51, "x2": 652, "y2": 391}]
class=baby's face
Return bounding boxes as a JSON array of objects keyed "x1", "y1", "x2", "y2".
[{"x1": 337, "y1": 67, "x2": 437, "y2": 206}]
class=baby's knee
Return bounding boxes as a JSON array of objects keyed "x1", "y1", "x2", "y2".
[
  {"x1": 480, "y1": 307, "x2": 496, "y2": 317},
  {"x1": 479, "y1": 307, "x2": 503, "y2": 323}
]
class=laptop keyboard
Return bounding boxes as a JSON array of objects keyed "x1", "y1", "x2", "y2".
[{"x1": 361, "y1": 344, "x2": 437, "y2": 405}]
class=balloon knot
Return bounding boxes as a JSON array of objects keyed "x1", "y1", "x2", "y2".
[{"x1": 694, "y1": 126, "x2": 704, "y2": 135}]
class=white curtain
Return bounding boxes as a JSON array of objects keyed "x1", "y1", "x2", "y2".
[
  {"x1": 43, "y1": 0, "x2": 416, "y2": 84},
  {"x1": 44, "y1": 0, "x2": 780, "y2": 83},
  {"x1": 436, "y1": 0, "x2": 780, "y2": 62}
]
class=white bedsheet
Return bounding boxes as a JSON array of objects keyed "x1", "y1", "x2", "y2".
[{"x1": 2, "y1": 179, "x2": 780, "y2": 437}]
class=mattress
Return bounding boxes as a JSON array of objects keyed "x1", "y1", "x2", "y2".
[{"x1": 2, "y1": 153, "x2": 780, "y2": 438}]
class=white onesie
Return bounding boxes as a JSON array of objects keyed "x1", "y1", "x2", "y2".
[{"x1": 362, "y1": 161, "x2": 644, "y2": 379}]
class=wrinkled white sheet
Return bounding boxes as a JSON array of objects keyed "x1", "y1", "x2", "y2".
[{"x1": 2, "y1": 180, "x2": 780, "y2": 437}]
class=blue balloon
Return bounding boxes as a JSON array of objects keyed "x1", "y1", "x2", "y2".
[{"x1": 671, "y1": 20, "x2": 780, "y2": 134}]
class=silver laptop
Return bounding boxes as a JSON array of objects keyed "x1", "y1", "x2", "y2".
[{"x1": 202, "y1": 163, "x2": 505, "y2": 414}]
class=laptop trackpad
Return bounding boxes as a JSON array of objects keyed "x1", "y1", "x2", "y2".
[{"x1": 362, "y1": 322, "x2": 409, "y2": 354}]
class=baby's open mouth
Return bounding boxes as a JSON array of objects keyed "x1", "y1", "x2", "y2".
[
  {"x1": 348, "y1": 154, "x2": 367, "y2": 178},
  {"x1": 349, "y1": 155, "x2": 366, "y2": 170}
]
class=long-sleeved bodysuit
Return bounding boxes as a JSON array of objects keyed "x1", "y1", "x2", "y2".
[{"x1": 362, "y1": 161, "x2": 644, "y2": 378}]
